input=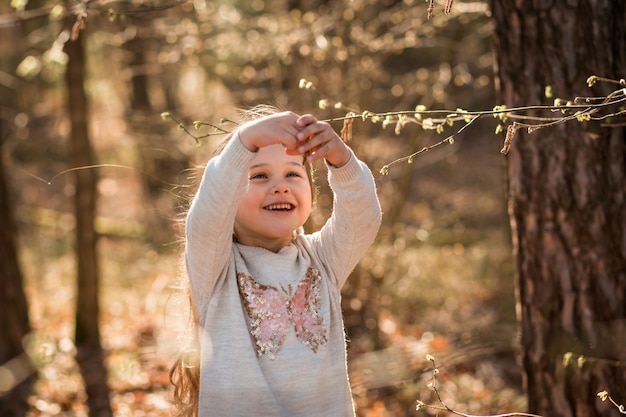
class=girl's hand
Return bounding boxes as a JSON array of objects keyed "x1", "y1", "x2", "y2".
[
  {"x1": 293, "y1": 114, "x2": 351, "y2": 167},
  {"x1": 237, "y1": 111, "x2": 301, "y2": 152}
]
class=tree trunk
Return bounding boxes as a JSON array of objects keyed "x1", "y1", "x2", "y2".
[
  {"x1": 490, "y1": 1, "x2": 626, "y2": 416},
  {"x1": 64, "y1": 24, "x2": 113, "y2": 417},
  {"x1": 125, "y1": 25, "x2": 181, "y2": 246},
  {"x1": 0, "y1": 120, "x2": 34, "y2": 417},
  {"x1": 0, "y1": 8, "x2": 35, "y2": 415}
]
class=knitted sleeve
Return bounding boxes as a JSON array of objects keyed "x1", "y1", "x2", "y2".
[
  {"x1": 185, "y1": 134, "x2": 256, "y2": 322},
  {"x1": 311, "y1": 151, "x2": 382, "y2": 288}
]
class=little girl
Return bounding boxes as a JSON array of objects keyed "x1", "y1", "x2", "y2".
[{"x1": 171, "y1": 110, "x2": 382, "y2": 416}]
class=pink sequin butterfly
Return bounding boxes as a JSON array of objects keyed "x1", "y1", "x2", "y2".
[{"x1": 237, "y1": 267, "x2": 328, "y2": 359}]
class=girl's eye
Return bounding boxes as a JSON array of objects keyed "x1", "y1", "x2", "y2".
[
  {"x1": 250, "y1": 173, "x2": 267, "y2": 180},
  {"x1": 287, "y1": 171, "x2": 302, "y2": 178}
]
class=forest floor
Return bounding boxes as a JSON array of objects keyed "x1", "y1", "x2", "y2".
[{"x1": 14, "y1": 108, "x2": 527, "y2": 416}]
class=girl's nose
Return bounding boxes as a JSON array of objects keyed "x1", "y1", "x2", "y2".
[{"x1": 272, "y1": 182, "x2": 289, "y2": 193}]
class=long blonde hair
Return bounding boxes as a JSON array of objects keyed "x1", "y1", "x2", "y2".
[
  {"x1": 169, "y1": 304, "x2": 200, "y2": 417},
  {"x1": 169, "y1": 106, "x2": 317, "y2": 416}
]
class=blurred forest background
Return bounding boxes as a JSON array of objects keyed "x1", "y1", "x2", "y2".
[{"x1": 1, "y1": 0, "x2": 624, "y2": 416}]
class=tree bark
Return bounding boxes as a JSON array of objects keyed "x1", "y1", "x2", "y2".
[
  {"x1": 0, "y1": 119, "x2": 34, "y2": 417},
  {"x1": 64, "y1": 23, "x2": 113, "y2": 417},
  {"x1": 124, "y1": 24, "x2": 183, "y2": 246},
  {"x1": 0, "y1": 8, "x2": 35, "y2": 415},
  {"x1": 490, "y1": 1, "x2": 626, "y2": 416}
]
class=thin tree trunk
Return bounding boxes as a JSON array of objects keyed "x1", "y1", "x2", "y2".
[
  {"x1": 64, "y1": 23, "x2": 113, "y2": 417},
  {"x1": 490, "y1": 1, "x2": 626, "y2": 416},
  {"x1": 0, "y1": 9, "x2": 35, "y2": 415},
  {"x1": 0, "y1": 127, "x2": 34, "y2": 417},
  {"x1": 125, "y1": 27, "x2": 178, "y2": 246}
]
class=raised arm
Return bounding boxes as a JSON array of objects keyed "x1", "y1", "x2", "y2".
[
  {"x1": 315, "y1": 152, "x2": 382, "y2": 288},
  {"x1": 294, "y1": 115, "x2": 382, "y2": 287},
  {"x1": 185, "y1": 133, "x2": 255, "y2": 315}
]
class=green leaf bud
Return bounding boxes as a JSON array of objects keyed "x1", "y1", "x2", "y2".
[
  {"x1": 563, "y1": 352, "x2": 573, "y2": 367},
  {"x1": 16, "y1": 55, "x2": 42, "y2": 79},
  {"x1": 597, "y1": 391, "x2": 608, "y2": 402},
  {"x1": 50, "y1": 4, "x2": 65, "y2": 20},
  {"x1": 586, "y1": 75, "x2": 598, "y2": 87},
  {"x1": 544, "y1": 85, "x2": 553, "y2": 98},
  {"x1": 422, "y1": 119, "x2": 435, "y2": 130}
]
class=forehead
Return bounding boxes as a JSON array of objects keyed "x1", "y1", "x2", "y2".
[{"x1": 250, "y1": 144, "x2": 305, "y2": 168}]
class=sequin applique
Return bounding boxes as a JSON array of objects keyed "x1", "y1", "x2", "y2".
[{"x1": 237, "y1": 268, "x2": 328, "y2": 359}]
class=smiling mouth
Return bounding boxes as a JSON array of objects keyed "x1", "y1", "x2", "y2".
[{"x1": 264, "y1": 203, "x2": 294, "y2": 211}]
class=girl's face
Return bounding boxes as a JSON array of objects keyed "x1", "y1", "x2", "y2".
[{"x1": 234, "y1": 144, "x2": 312, "y2": 252}]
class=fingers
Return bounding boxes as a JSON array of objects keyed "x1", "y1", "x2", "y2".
[
  {"x1": 295, "y1": 116, "x2": 329, "y2": 142},
  {"x1": 295, "y1": 114, "x2": 317, "y2": 128},
  {"x1": 296, "y1": 124, "x2": 330, "y2": 152},
  {"x1": 294, "y1": 118, "x2": 351, "y2": 166},
  {"x1": 240, "y1": 112, "x2": 349, "y2": 165},
  {"x1": 239, "y1": 111, "x2": 301, "y2": 151}
]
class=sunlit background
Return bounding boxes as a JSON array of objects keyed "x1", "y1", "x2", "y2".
[{"x1": 3, "y1": 0, "x2": 526, "y2": 415}]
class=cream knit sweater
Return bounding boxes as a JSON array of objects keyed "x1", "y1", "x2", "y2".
[{"x1": 185, "y1": 133, "x2": 382, "y2": 416}]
